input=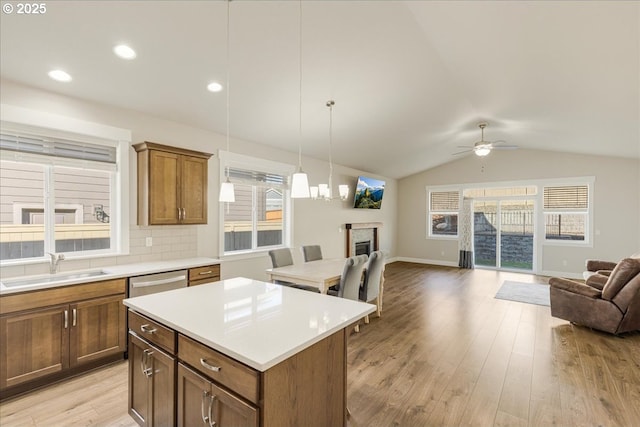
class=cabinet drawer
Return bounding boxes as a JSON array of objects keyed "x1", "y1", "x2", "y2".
[
  {"x1": 188, "y1": 265, "x2": 220, "y2": 283},
  {"x1": 188, "y1": 277, "x2": 220, "y2": 287},
  {"x1": 178, "y1": 334, "x2": 259, "y2": 404},
  {"x1": 128, "y1": 311, "x2": 176, "y2": 354}
]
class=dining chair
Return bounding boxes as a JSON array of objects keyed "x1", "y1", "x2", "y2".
[
  {"x1": 336, "y1": 255, "x2": 368, "y2": 299},
  {"x1": 359, "y1": 250, "x2": 385, "y2": 323},
  {"x1": 301, "y1": 245, "x2": 323, "y2": 262},
  {"x1": 267, "y1": 248, "x2": 320, "y2": 293},
  {"x1": 336, "y1": 254, "x2": 368, "y2": 332},
  {"x1": 268, "y1": 248, "x2": 294, "y2": 268}
]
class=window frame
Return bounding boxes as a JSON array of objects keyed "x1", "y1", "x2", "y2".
[
  {"x1": 426, "y1": 187, "x2": 461, "y2": 239},
  {"x1": 218, "y1": 150, "x2": 294, "y2": 258},
  {"x1": 541, "y1": 180, "x2": 594, "y2": 247},
  {"x1": 0, "y1": 105, "x2": 130, "y2": 266}
]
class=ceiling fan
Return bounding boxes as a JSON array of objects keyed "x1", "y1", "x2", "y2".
[{"x1": 454, "y1": 122, "x2": 518, "y2": 156}]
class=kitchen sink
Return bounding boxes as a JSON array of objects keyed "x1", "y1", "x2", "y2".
[{"x1": 1, "y1": 270, "x2": 109, "y2": 288}]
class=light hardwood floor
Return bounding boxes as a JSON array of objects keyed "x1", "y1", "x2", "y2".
[{"x1": 1, "y1": 262, "x2": 638, "y2": 426}]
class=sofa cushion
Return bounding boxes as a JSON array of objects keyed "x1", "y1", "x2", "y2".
[{"x1": 602, "y1": 258, "x2": 640, "y2": 301}]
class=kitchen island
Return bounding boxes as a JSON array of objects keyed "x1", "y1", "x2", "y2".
[{"x1": 123, "y1": 277, "x2": 375, "y2": 427}]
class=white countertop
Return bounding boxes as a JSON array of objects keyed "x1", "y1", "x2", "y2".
[
  {"x1": 123, "y1": 277, "x2": 376, "y2": 372},
  {"x1": 0, "y1": 257, "x2": 220, "y2": 294}
]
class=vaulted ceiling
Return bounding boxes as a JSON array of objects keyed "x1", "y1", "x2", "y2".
[{"x1": 1, "y1": 1, "x2": 638, "y2": 179}]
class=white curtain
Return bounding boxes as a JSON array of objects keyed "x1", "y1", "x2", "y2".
[{"x1": 458, "y1": 197, "x2": 474, "y2": 269}]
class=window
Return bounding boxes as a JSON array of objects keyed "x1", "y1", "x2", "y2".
[
  {"x1": 220, "y1": 152, "x2": 293, "y2": 255},
  {"x1": 0, "y1": 125, "x2": 128, "y2": 263},
  {"x1": 428, "y1": 189, "x2": 460, "y2": 237},
  {"x1": 543, "y1": 184, "x2": 590, "y2": 243}
]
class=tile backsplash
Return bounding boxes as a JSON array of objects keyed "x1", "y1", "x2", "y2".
[{"x1": 0, "y1": 225, "x2": 199, "y2": 279}]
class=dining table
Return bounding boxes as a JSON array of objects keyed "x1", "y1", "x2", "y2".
[{"x1": 265, "y1": 258, "x2": 347, "y2": 294}]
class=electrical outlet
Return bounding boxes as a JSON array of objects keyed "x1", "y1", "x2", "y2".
[
  {"x1": 440, "y1": 251, "x2": 445, "y2": 256},
  {"x1": 562, "y1": 260, "x2": 567, "y2": 266},
  {"x1": 145, "y1": 237, "x2": 153, "y2": 247}
]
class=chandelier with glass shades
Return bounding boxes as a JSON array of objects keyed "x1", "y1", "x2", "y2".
[{"x1": 309, "y1": 100, "x2": 349, "y2": 201}]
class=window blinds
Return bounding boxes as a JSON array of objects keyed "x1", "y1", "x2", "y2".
[
  {"x1": 430, "y1": 191, "x2": 460, "y2": 211},
  {"x1": 0, "y1": 132, "x2": 116, "y2": 164},
  {"x1": 227, "y1": 166, "x2": 288, "y2": 189},
  {"x1": 543, "y1": 185, "x2": 588, "y2": 209}
]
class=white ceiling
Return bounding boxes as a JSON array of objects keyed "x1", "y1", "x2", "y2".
[{"x1": 1, "y1": 1, "x2": 638, "y2": 179}]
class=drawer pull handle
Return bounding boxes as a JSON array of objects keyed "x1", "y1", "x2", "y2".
[
  {"x1": 200, "y1": 358, "x2": 221, "y2": 372},
  {"x1": 64, "y1": 309, "x2": 68, "y2": 329},
  {"x1": 140, "y1": 324, "x2": 157, "y2": 334},
  {"x1": 198, "y1": 271, "x2": 213, "y2": 275},
  {"x1": 72, "y1": 308, "x2": 77, "y2": 327}
]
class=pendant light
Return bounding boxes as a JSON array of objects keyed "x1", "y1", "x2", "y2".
[
  {"x1": 290, "y1": 0, "x2": 310, "y2": 198},
  {"x1": 219, "y1": 0, "x2": 235, "y2": 202},
  {"x1": 325, "y1": 100, "x2": 350, "y2": 201}
]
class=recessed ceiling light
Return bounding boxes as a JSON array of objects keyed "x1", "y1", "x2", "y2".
[
  {"x1": 207, "y1": 82, "x2": 223, "y2": 93},
  {"x1": 48, "y1": 69, "x2": 72, "y2": 82},
  {"x1": 113, "y1": 44, "x2": 136, "y2": 60}
]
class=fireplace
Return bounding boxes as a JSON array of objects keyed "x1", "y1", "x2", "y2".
[
  {"x1": 345, "y1": 222, "x2": 382, "y2": 257},
  {"x1": 355, "y1": 241, "x2": 371, "y2": 256}
]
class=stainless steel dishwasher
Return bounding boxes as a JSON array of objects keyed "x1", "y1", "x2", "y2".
[{"x1": 128, "y1": 269, "x2": 188, "y2": 297}]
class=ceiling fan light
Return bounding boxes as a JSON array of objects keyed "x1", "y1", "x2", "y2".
[{"x1": 475, "y1": 146, "x2": 491, "y2": 157}]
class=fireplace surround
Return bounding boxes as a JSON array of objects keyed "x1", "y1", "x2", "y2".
[{"x1": 345, "y1": 222, "x2": 382, "y2": 257}]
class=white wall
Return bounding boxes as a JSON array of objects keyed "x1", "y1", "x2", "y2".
[
  {"x1": 0, "y1": 79, "x2": 397, "y2": 280},
  {"x1": 397, "y1": 148, "x2": 640, "y2": 277}
]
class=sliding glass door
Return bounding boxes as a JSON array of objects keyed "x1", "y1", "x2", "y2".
[{"x1": 473, "y1": 199, "x2": 535, "y2": 271}]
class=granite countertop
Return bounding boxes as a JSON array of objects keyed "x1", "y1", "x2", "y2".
[
  {"x1": 124, "y1": 277, "x2": 376, "y2": 372},
  {"x1": 0, "y1": 257, "x2": 221, "y2": 295}
]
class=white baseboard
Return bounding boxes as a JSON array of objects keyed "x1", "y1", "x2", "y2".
[{"x1": 395, "y1": 257, "x2": 459, "y2": 267}]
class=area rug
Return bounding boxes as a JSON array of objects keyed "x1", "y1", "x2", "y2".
[{"x1": 495, "y1": 281, "x2": 550, "y2": 306}]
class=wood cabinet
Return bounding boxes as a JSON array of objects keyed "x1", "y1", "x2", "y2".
[
  {"x1": 0, "y1": 304, "x2": 69, "y2": 389},
  {"x1": 0, "y1": 279, "x2": 127, "y2": 397},
  {"x1": 177, "y1": 363, "x2": 258, "y2": 427},
  {"x1": 133, "y1": 142, "x2": 212, "y2": 226},
  {"x1": 127, "y1": 307, "x2": 348, "y2": 427},
  {"x1": 129, "y1": 333, "x2": 175, "y2": 427},
  {"x1": 188, "y1": 264, "x2": 221, "y2": 286}
]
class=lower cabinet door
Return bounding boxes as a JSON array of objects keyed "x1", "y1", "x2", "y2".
[
  {"x1": 148, "y1": 340, "x2": 175, "y2": 426},
  {"x1": 177, "y1": 363, "x2": 258, "y2": 427},
  {"x1": 177, "y1": 363, "x2": 212, "y2": 427},
  {"x1": 70, "y1": 294, "x2": 126, "y2": 367},
  {"x1": 0, "y1": 304, "x2": 69, "y2": 389},
  {"x1": 129, "y1": 334, "x2": 150, "y2": 426},
  {"x1": 129, "y1": 333, "x2": 175, "y2": 427}
]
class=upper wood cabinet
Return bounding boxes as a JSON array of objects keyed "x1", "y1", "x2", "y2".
[{"x1": 133, "y1": 142, "x2": 212, "y2": 226}]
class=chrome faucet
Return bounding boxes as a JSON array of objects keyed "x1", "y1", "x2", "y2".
[{"x1": 47, "y1": 252, "x2": 65, "y2": 274}]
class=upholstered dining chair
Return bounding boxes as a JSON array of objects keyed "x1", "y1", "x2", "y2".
[
  {"x1": 268, "y1": 248, "x2": 294, "y2": 268},
  {"x1": 360, "y1": 250, "x2": 385, "y2": 323},
  {"x1": 267, "y1": 248, "x2": 320, "y2": 293},
  {"x1": 301, "y1": 245, "x2": 323, "y2": 262},
  {"x1": 329, "y1": 254, "x2": 368, "y2": 332},
  {"x1": 334, "y1": 255, "x2": 368, "y2": 300}
]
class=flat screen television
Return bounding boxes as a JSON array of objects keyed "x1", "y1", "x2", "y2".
[{"x1": 353, "y1": 176, "x2": 385, "y2": 209}]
